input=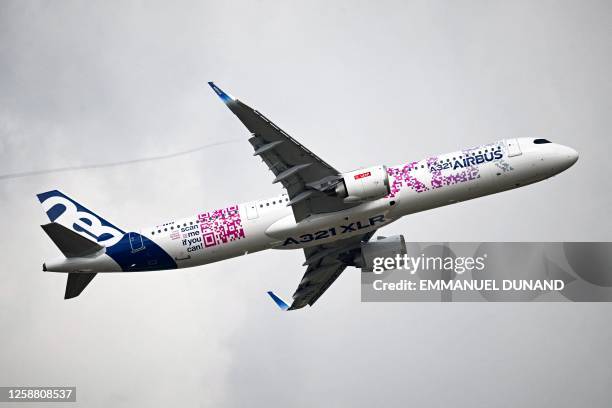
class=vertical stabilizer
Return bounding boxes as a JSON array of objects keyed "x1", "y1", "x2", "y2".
[{"x1": 37, "y1": 190, "x2": 125, "y2": 247}]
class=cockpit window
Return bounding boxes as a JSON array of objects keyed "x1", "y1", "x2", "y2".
[{"x1": 534, "y1": 139, "x2": 551, "y2": 144}]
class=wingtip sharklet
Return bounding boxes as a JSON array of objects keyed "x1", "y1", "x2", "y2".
[
  {"x1": 267, "y1": 291, "x2": 289, "y2": 311},
  {"x1": 207, "y1": 81, "x2": 235, "y2": 103}
]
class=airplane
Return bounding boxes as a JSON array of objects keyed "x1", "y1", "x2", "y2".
[{"x1": 38, "y1": 82, "x2": 579, "y2": 310}]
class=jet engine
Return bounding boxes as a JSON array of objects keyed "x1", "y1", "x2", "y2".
[
  {"x1": 335, "y1": 165, "x2": 390, "y2": 202},
  {"x1": 355, "y1": 235, "x2": 406, "y2": 272}
]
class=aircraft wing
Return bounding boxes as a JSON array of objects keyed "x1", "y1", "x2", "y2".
[
  {"x1": 208, "y1": 82, "x2": 358, "y2": 222},
  {"x1": 270, "y1": 231, "x2": 376, "y2": 310}
]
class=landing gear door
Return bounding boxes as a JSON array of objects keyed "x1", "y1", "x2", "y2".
[{"x1": 505, "y1": 139, "x2": 522, "y2": 157}]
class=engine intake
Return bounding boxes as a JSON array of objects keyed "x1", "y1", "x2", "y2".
[{"x1": 335, "y1": 165, "x2": 390, "y2": 202}]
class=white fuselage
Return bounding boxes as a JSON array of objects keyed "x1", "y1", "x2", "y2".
[{"x1": 44, "y1": 137, "x2": 578, "y2": 273}]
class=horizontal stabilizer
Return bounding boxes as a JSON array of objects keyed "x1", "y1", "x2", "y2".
[
  {"x1": 41, "y1": 222, "x2": 104, "y2": 258},
  {"x1": 65, "y1": 273, "x2": 97, "y2": 299},
  {"x1": 267, "y1": 291, "x2": 289, "y2": 311}
]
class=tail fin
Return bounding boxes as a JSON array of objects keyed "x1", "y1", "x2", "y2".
[
  {"x1": 65, "y1": 273, "x2": 97, "y2": 299},
  {"x1": 37, "y1": 190, "x2": 124, "y2": 247},
  {"x1": 41, "y1": 222, "x2": 103, "y2": 258}
]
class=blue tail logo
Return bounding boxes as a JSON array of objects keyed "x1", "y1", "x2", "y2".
[{"x1": 37, "y1": 190, "x2": 125, "y2": 247}]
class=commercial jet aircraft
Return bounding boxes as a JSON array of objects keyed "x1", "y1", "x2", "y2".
[{"x1": 38, "y1": 83, "x2": 579, "y2": 310}]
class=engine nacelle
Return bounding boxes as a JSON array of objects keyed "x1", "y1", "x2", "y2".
[
  {"x1": 355, "y1": 235, "x2": 406, "y2": 272},
  {"x1": 335, "y1": 165, "x2": 390, "y2": 202}
]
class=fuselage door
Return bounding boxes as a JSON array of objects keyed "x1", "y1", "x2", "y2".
[
  {"x1": 246, "y1": 203, "x2": 259, "y2": 220},
  {"x1": 505, "y1": 138, "x2": 522, "y2": 157},
  {"x1": 129, "y1": 232, "x2": 145, "y2": 253}
]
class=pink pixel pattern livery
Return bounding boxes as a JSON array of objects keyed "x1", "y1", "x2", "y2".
[
  {"x1": 387, "y1": 152, "x2": 486, "y2": 198},
  {"x1": 387, "y1": 161, "x2": 430, "y2": 197},
  {"x1": 429, "y1": 154, "x2": 480, "y2": 190},
  {"x1": 198, "y1": 205, "x2": 246, "y2": 248}
]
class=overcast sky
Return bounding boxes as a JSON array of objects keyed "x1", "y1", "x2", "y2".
[{"x1": 1, "y1": 1, "x2": 611, "y2": 407}]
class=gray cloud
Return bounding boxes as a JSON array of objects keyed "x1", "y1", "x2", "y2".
[{"x1": 1, "y1": 1, "x2": 611, "y2": 407}]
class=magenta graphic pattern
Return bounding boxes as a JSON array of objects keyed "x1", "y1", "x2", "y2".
[
  {"x1": 440, "y1": 167, "x2": 480, "y2": 185},
  {"x1": 197, "y1": 205, "x2": 245, "y2": 248},
  {"x1": 387, "y1": 161, "x2": 430, "y2": 198},
  {"x1": 386, "y1": 155, "x2": 482, "y2": 198},
  {"x1": 428, "y1": 156, "x2": 444, "y2": 189},
  {"x1": 431, "y1": 162, "x2": 480, "y2": 189}
]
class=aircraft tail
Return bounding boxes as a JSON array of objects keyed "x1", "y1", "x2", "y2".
[
  {"x1": 41, "y1": 222, "x2": 103, "y2": 299},
  {"x1": 41, "y1": 222, "x2": 104, "y2": 258},
  {"x1": 64, "y1": 273, "x2": 97, "y2": 299},
  {"x1": 36, "y1": 190, "x2": 125, "y2": 247}
]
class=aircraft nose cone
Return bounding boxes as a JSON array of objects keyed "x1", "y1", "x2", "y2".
[
  {"x1": 567, "y1": 147, "x2": 578, "y2": 167},
  {"x1": 546, "y1": 144, "x2": 578, "y2": 175},
  {"x1": 563, "y1": 146, "x2": 579, "y2": 168}
]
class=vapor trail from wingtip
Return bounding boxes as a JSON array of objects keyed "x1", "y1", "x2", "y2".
[{"x1": 0, "y1": 139, "x2": 241, "y2": 181}]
